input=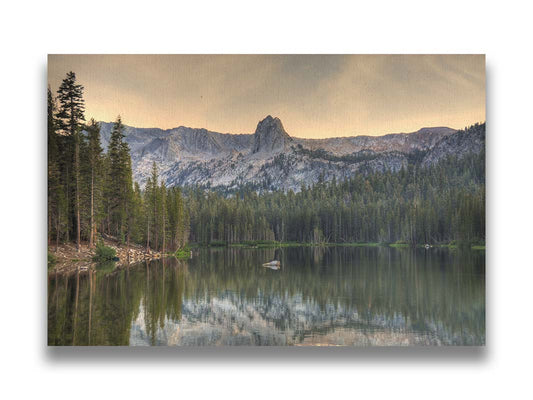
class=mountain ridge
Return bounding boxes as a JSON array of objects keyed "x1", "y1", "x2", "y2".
[
  {"x1": 96, "y1": 116, "x2": 483, "y2": 191},
  {"x1": 97, "y1": 120, "x2": 457, "y2": 149}
]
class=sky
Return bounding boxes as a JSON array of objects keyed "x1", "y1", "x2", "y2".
[{"x1": 48, "y1": 54, "x2": 485, "y2": 139}]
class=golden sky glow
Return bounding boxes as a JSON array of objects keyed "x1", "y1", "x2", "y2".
[{"x1": 48, "y1": 54, "x2": 485, "y2": 138}]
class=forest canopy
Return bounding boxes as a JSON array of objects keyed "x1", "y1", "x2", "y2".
[{"x1": 185, "y1": 147, "x2": 485, "y2": 246}]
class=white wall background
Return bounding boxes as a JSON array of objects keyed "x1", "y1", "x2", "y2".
[{"x1": 0, "y1": 1, "x2": 531, "y2": 399}]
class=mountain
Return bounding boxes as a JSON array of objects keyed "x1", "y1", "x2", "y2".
[
  {"x1": 252, "y1": 115, "x2": 293, "y2": 154},
  {"x1": 421, "y1": 123, "x2": 485, "y2": 167},
  {"x1": 295, "y1": 126, "x2": 456, "y2": 155},
  {"x1": 97, "y1": 116, "x2": 483, "y2": 191}
]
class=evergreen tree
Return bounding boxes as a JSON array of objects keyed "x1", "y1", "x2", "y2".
[
  {"x1": 145, "y1": 176, "x2": 153, "y2": 252},
  {"x1": 106, "y1": 116, "x2": 131, "y2": 240},
  {"x1": 47, "y1": 87, "x2": 65, "y2": 249},
  {"x1": 121, "y1": 133, "x2": 134, "y2": 249},
  {"x1": 55, "y1": 72, "x2": 85, "y2": 252},
  {"x1": 148, "y1": 162, "x2": 160, "y2": 250},
  {"x1": 160, "y1": 180, "x2": 167, "y2": 253},
  {"x1": 85, "y1": 119, "x2": 104, "y2": 247}
]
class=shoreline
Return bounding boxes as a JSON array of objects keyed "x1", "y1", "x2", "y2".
[
  {"x1": 48, "y1": 240, "x2": 485, "y2": 274},
  {"x1": 193, "y1": 241, "x2": 486, "y2": 251},
  {"x1": 48, "y1": 238, "x2": 164, "y2": 274}
]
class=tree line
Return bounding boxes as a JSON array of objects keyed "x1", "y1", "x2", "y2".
[
  {"x1": 48, "y1": 72, "x2": 188, "y2": 253},
  {"x1": 185, "y1": 138, "x2": 485, "y2": 246}
]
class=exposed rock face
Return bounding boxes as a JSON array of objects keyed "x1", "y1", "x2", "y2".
[
  {"x1": 96, "y1": 116, "x2": 483, "y2": 192},
  {"x1": 98, "y1": 123, "x2": 252, "y2": 162},
  {"x1": 252, "y1": 115, "x2": 293, "y2": 154},
  {"x1": 421, "y1": 123, "x2": 485, "y2": 167},
  {"x1": 295, "y1": 127, "x2": 456, "y2": 155}
]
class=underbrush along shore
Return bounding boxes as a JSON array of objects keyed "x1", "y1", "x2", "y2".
[{"x1": 47, "y1": 238, "x2": 166, "y2": 274}]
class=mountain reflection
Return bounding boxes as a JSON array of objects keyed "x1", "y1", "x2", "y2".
[{"x1": 48, "y1": 247, "x2": 485, "y2": 346}]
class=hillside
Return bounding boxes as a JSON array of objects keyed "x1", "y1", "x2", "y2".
[{"x1": 97, "y1": 116, "x2": 484, "y2": 191}]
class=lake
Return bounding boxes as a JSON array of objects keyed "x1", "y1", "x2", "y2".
[{"x1": 48, "y1": 246, "x2": 485, "y2": 346}]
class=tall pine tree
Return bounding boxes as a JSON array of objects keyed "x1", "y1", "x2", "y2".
[
  {"x1": 55, "y1": 72, "x2": 85, "y2": 252},
  {"x1": 106, "y1": 116, "x2": 133, "y2": 241},
  {"x1": 85, "y1": 119, "x2": 104, "y2": 247}
]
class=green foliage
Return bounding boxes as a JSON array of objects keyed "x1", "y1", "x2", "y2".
[
  {"x1": 209, "y1": 240, "x2": 227, "y2": 247},
  {"x1": 175, "y1": 247, "x2": 191, "y2": 259},
  {"x1": 93, "y1": 242, "x2": 116, "y2": 261},
  {"x1": 293, "y1": 145, "x2": 385, "y2": 164},
  {"x1": 239, "y1": 240, "x2": 279, "y2": 247},
  {"x1": 47, "y1": 252, "x2": 57, "y2": 269},
  {"x1": 105, "y1": 116, "x2": 133, "y2": 242}
]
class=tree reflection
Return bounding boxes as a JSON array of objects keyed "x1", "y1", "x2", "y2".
[{"x1": 48, "y1": 247, "x2": 485, "y2": 346}]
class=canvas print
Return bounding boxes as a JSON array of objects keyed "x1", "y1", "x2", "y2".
[{"x1": 47, "y1": 55, "x2": 485, "y2": 346}]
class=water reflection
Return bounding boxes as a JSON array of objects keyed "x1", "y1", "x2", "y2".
[{"x1": 48, "y1": 246, "x2": 485, "y2": 346}]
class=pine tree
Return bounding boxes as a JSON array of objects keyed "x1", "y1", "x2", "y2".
[
  {"x1": 149, "y1": 162, "x2": 160, "y2": 250},
  {"x1": 160, "y1": 180, "x2": 167, "y2": 253},
  {"x1": 121, "y1": 133, "x2": 134, "y2": 248},
  {"x1": 55, "y1": 72, "x2": 85, "y2": 252},
  {"x1": 85, "y1": 119, "x2": 104, "y2": 247},
  {"x1": 145, "y1": 177, "x2": 152, "y2": 252},
  {"x1": 131, "y1": 182, "x2": 144, "y2": 244},
  {"x1": 48, "y1": 87, "x2": 63, "y2": 248},
  {"x1": 106, "y1": 116, "x2": 128, "y2": 239}
]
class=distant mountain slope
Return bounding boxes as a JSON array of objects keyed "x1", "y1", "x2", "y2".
[
  {"x1": 97, "y1": 116, "x2": 483, "y2": 191},
  {"x1": 98, "y1": 123, "x2": 252, "y2": 159},
  {"x1": 421, "y1": 123, "x2": 485, "y2": 167},
  {"x1": 294, "y1": 126, "x2": 456, "y2": 155}
]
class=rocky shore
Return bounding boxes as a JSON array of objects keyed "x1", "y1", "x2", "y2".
[{"x1": 48, "y1": 238, "x2": 163, "y2": 274}]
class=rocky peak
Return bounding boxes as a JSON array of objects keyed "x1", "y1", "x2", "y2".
[{"x1": 252, "y1": 115, "x2": 293, "y2": 153}]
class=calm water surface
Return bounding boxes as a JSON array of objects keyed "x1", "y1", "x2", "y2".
[{"x1": 48, "y1": 246, "x2": 485, "y2": 346}]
